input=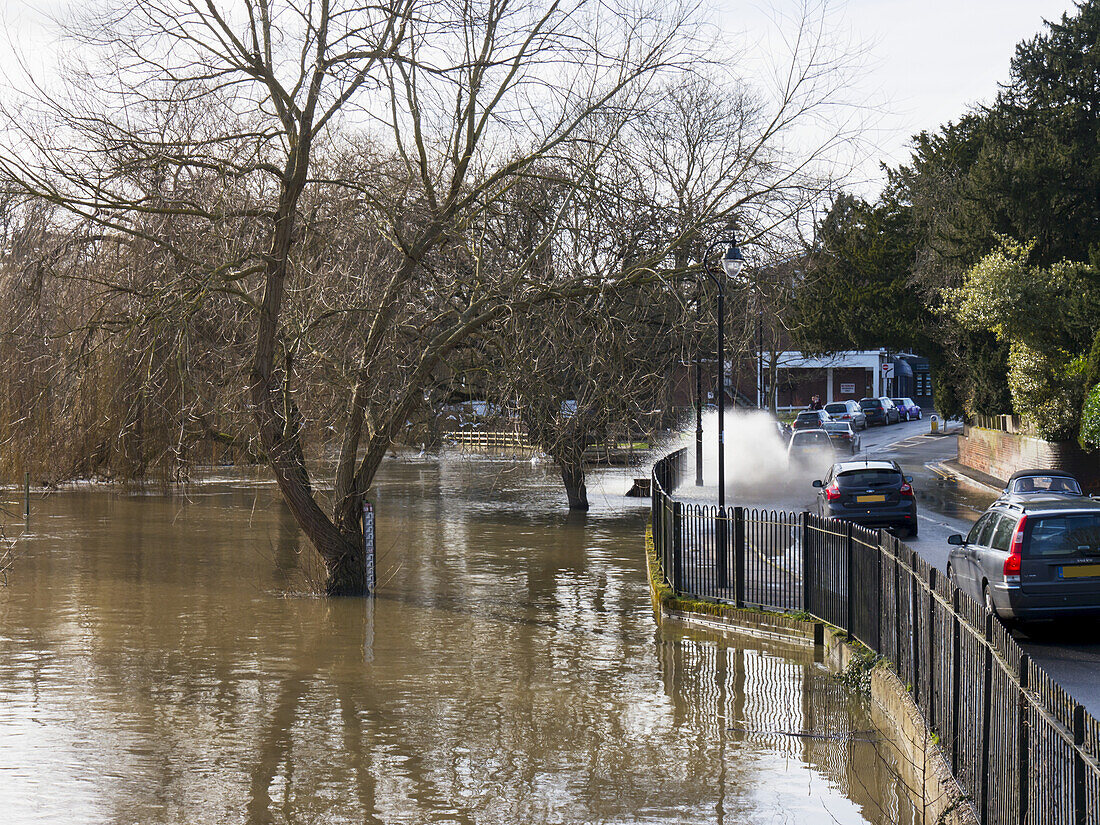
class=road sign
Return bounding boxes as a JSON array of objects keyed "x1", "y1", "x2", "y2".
[{"x1": 881, "y1": 363, "x2": 894, "y2": 379}]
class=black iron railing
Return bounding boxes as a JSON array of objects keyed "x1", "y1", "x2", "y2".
[{"x1": 651, "y1": 448, "x2": 1100, "y2": 825}]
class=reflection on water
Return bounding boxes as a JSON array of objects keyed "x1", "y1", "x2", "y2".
[{"x1": 0, "y1": 455, "x2": 916, "y2": 823}]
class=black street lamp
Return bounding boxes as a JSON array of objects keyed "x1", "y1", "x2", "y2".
[
  {"x1": 701, "y1": 232, "x2": 744, "y2": 589},
  {"x1": 695, "y1": 351, "x2": 704, "y2": 486},
  {"x1": 701, "y1": 234, "x2": 745, "y2": 508}
]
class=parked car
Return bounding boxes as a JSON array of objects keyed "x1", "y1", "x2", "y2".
[
  {"x1": 891, "y1": 397, "x2": 922, "y2": 421},
  {"x1": 787, "y1": 429, "x2": 835, "y2": 465},
  {"x1": 792, "y1": 410, "x2": 831, "y2": 431},
  {"x1": 812, "y1": 460, "x2": 918, "y2": 536},
  {"x1": 824, "y1": 400, "x2": 867, "y2": 430},
  {"x1": 947, "y1": 495, "x2": 1100, "y2": 622},
  {"x1": 822, "y1": 421, "x2": 861, "y2": 455},
  {"x1": 859, "y1": 397, "x2": 900, "y2": 426},
  {"x1": 998, "y1": 469, "x2": 1083, "y2": 500}
]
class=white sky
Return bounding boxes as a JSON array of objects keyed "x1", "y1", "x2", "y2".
[
  {"x1": 0, "y1": 0, "x2": 1082, "y2": 196},
  {"x1": 727, "y1": 0, "x2": 1078, "y2": 193}
]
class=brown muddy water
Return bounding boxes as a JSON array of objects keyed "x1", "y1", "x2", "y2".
[{"x1": 0, "y1": 456, "x2": 919, "y2": 824}]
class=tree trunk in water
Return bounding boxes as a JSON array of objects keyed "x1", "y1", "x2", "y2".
[{"x1": 561, "y1": 459, "x2": 589, "y2": 510}]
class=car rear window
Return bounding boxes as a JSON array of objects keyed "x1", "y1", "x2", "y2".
[
  {"x1": 989, "y1": 514, "x2": 1015, "y2": 552},
  {"x1": 822, "y1": 422, "x2": 848, "y2": 432},
  {"x1": 1011, "y1": 475, "x2": 1083, "y2": 495},
  {"x1": 1027, "y1": 514, "x2": 1100, "y2": 557},
  {"x1": 824, "y1": 404, "x2": 847, "y2": 414},
  {"x1": 792, "y1": 431, "x2": 831, "y2": 444},
  {"x1": 859, "y1": 399, "x2": 882, "y2": 409},
  {"x1": 836, "y1": 469, "x2": 900, "y2": 487},
  {"x1": 795, "y1": 412, "x2": 820, "y2": 422}
]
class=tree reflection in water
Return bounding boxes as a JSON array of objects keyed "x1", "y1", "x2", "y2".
[{"x1": 0, "y1": 460, "x2": 918, "y2": 824}]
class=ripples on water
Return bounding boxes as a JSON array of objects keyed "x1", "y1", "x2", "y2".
[{"x1": 0, "y1": 454, "x2": 917, "y2": 824}]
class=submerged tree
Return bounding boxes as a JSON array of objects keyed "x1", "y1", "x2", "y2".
[{"x1": 0, "y1": 0, "x2": 864, "y2": 592}]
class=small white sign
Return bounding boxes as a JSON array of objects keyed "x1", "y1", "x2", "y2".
[
  {"x1": 882, "y1": 364, "x2": 894, "y2": 378},
  {"x1": 840, "y1": 383, "x2": 855, "y2": 394}
]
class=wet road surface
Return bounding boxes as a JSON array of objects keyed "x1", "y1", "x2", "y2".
[{"x1": 830, "y1": 421, "x2": 1100, "y2": 719}]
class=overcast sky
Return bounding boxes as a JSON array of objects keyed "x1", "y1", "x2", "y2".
[{"x1": 0, "y1": 0, "x2": 1082, "y2": 194}]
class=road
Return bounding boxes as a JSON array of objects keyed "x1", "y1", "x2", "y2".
[
  {"x1": 848, "y1": 417, "x2": 1100, "y2": 718},
  {"x1": 684, "y1": 414, "x2": 1100, "y2": 715}
]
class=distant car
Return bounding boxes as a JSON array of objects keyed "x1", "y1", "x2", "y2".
[
  {"x1": 793, "y1": 410, "x2": 831, "y2": 431},
  {"x1": 822, "y1": 421, "x2": 861, "y2": 455},
  {"x1": 859, "y1": 397, "x2": 900, "y2": 426},
  {"x1": 775, "y1": 420, "x2": 793, "y2": 444},
  {"x1": 787, "y1": 429, "x2": 835, "y2": 463},
  {"x1": 891, "y1": 398, "x2": 922, "y2": 421},
  {"x1": 947, "y1": 495, "x2": 1100, "y2": 622},
  {"x1": 824, "y1": 400, "x2": 867, "y2": 430},
  {"x1": 998, "y1": 469, "x2": 1083, "y2": 500},
  {"x1": 813, "y1": 459, "x2": 918, "y2": 536}
]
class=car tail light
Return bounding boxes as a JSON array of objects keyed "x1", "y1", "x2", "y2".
[
  {"x1": 1004, "y1": 515, "x2": 1027, "y2": 584},
  {"x1": 899, "y1": 481, "x2": 913, "y2": 498},
  {"x1": 825, "y1": 483, "x2": 841, "y2": 501}
]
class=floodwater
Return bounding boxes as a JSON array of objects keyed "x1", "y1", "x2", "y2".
[{"x1": 0, "y1": 456, "x2": 918, "y2": 824}]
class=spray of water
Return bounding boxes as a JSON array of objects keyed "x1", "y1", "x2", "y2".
[{"x1": 672, "y1": 409, "x2": 829, "y2": 510}]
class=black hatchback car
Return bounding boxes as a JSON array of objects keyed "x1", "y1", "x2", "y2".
[
  {"x1": 793, "y1": 410, "x2": 830, "y2": 430},
  {"x1": 813, "y1": 460, "x2": 917, "y2": 536},
  {"x1": 858, "y1": 397, "x2": 900, "y2": 426},
  {"x1": 948, "y1": 495, "x2": 1100, "y2": 622}
]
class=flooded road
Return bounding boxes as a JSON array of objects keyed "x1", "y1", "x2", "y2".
[{"x1": 0, "y1": 457, "x2": 916, "y2": 824}]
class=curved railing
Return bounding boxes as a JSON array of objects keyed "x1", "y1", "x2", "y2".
[{"x1": 649, "y1": 446, "x2": 1100, "y2": 825}]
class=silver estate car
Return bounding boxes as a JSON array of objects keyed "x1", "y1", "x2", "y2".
[{"x1": 948, "y1": 494, "x2": 1100, "y2": 622}]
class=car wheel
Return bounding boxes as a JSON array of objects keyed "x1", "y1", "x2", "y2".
[
  {"x1": 908, "y1": 523, "x2": 918, "y2": 538},
  {"x1": 983, "y1": 583, "x2": 997, "y2": 618},
  {"x1": 946, "y1": 563, "x2": 954, "y2": 583},
  {"x1": 917, "y1": 411, "x2": 923, "y2": 420}
]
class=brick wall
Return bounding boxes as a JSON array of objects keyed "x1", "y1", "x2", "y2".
[{"x1": 958, "y1": 426, "x2": 1100, "y2": 489}]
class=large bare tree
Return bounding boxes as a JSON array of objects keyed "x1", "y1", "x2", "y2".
[{"x1": 0, "y1": 0, "x2": 863, "y2": 593}]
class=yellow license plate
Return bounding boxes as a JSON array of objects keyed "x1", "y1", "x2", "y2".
[
  {"x1": 855, "y1": 495, "x2": 886, "y2": 503},
  {"x1": 1060, "y1": 564, "x2": 1100, "y2": 579}
]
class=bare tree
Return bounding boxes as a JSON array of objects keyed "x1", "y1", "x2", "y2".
[
  {"x1": 0, "y1": 0, "x2": 864, "y2": 592},
  {"x1": 0, "y1": 0, "x2": 702, "y2": 593}
]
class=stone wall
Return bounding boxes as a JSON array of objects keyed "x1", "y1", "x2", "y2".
[{"x1": 957, "y1": 425, "x2": 1100, "y2": 489}]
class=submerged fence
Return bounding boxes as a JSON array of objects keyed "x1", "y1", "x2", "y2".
[{"x1": 652, "y1": 446, "x2": 1100, "y2": 825}]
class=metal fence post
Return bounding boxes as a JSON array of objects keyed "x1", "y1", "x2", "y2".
[
  {"x1": 1018, "y1": 653, "x2": 1029, "y2": 823},
  {"x1": 895, "y1": 543, "x2": 903, "y2": 681},
  {"x1": 672, "y1": 501, "x2": 684, "y2": 594},
  {"x1": 734, "y1": 506, "x2": 745, "y2": 608},
  {"x1": 951, "y1": 587, "x2": 961, "y2": 775},
  {"x1": 716, "y1": 507, "x2": 728, "y2": 590},
  {"x1": 875, "y1": 538, "x2": 883, "y2": 654},
  {"x1": 800, "y1": 512, "x2": 811, "y2": 612},
  {"x1": 980, "y1": 612, "x2": 994, "y2": 825},
  {"x1": 1074, "y1": 703, "x2": 1086, "y2": 825},
  {"x1": 927, "y1": 567, "x2": 937, "y2": 730},
  {"x1": 845, "y1": 521, "x2": 855, "y2": 640},
  {"x1": 910, "y1": 555, "x2": 921, "y2": 701}
]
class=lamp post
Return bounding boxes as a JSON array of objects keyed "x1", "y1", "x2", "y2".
[
  {"x1": 702, "y1": 232, "x2": 745, "y2": 589},
  {"x1": 695, "y1": 352, "x2": 704, "y2": 486}
]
